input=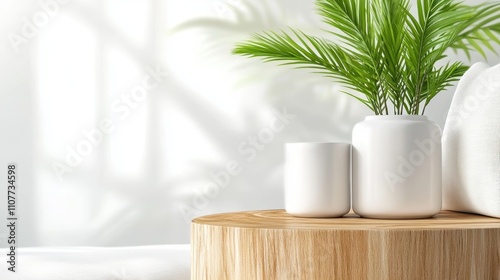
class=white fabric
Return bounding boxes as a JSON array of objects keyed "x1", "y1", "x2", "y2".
[
  {"x1": 0, "y1": 245, "x2": 190, "y2": 280},
  {"x1": 443, "y1": 62, "x2": 500, "y2": 218}
]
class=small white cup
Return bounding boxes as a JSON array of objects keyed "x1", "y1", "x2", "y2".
[{"x1": 285, "y1": 142, "x2": 351, "y2": 217}]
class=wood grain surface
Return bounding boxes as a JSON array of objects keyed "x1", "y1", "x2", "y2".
[{"x1": 191, "y1": 210, "x2": 500, "y2": 280}]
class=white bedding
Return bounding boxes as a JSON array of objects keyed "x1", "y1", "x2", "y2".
[
  {"x1": 0, "y1": 245, "x2": 190, "y2": 280},
  {"x1": 442, "y1": 62, "x2": 500, "y2": 218}
]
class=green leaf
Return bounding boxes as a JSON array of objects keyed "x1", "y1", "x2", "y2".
[{"x1": 233, "y1": 0, "x2": 500, "y2": 115}]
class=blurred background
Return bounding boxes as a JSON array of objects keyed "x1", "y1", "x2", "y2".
[{"x1": 0, "y1": 0, "x2": 499, "y2": 247}]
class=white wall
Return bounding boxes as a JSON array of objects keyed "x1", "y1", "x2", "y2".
[{"x1": 0, "y1": 0, "x2": 38, "y2": 247}]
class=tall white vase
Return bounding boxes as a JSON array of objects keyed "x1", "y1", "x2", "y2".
[{"x1": 352, "y1": 115, "x2": 442, "y2": 219}]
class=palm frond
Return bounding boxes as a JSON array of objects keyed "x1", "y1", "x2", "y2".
[
  {"x1": 233, "y1": 0, "x2": 500, "y2": 115},
  {"x1": 372, "y1": 0, "x2": 409, "y2": 114},
  {"x1": 423, "y1": 62, "x2": 469, "y2": 110},
  {"x1": 452, "y1": 3, "x2": 500, "y2": 58},
  {"x1": 233, "y1": 30, "x2": 380, "y2": 111}
]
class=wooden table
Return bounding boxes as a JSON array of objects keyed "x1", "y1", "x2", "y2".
[{"x1": 191, "y1": 210, "x2": 500, "y2": 280}]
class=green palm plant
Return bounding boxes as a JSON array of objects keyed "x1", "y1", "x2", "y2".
[{"x1": 233, "y1": 0, "x2": 500, "y2": 115}]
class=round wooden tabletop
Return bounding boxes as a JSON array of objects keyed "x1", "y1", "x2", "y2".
[
  {"x1": 193, "y1": 209, "x2": 500, "y2": 230},
  {"x1": 191, "y1": 210, "x2": 500, "y2": 280}
]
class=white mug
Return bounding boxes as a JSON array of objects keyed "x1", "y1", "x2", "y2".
[{"x1": 285, "y1": 142, "x2": 351, "y2": 217}]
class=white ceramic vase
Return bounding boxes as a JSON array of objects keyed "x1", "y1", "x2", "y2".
[
  {"x1": 285, "y1": 142, "x2": 351, "y2": 218},
  {"x1": 352, "y1": 115, "x2": 442, "y2": 219}
]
